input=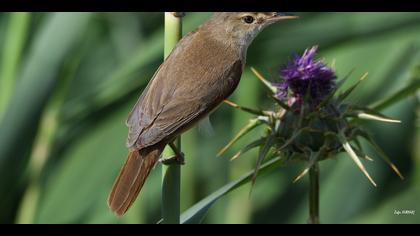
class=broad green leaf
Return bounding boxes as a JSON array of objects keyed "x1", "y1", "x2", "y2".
[
  {"x1": 15, "y1": 40, "x2": 86, "y2": 224},
  {"x1": 179, "y1": 156, "x2": 284, "y2": 224},
  {"x1": 0, "y1": 13, "x2": 30, "y2": 118},
  {"x1": 35, "y1": 102, "x2": 130, "y2": 223},
  {"x1": 0, "y1": 13, "x2": 91, "y2": 222},
  {"x1": 371, "y1": 78, "x2": 420, "y2": 111}
]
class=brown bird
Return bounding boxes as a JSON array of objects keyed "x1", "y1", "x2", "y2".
[{"x1": 107, "y1": 12, "x2": 297, "y2": 216}]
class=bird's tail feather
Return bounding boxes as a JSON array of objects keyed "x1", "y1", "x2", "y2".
[{"x1": 107, "y1": 145, "x2": 164, "y2": 216}]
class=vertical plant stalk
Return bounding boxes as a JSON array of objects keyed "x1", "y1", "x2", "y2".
[
  {"x1": 161, "y1": 12, "x2": 183, "y2": 224},
  {"x1": 308, "y1": 163, "x2": 320, "y2": 224},
  {"x1": 0, "y1": 13, "x2": 30, "y2": 119}
]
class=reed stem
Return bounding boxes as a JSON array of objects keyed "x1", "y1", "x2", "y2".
[{"x1": 161, "y1": 12, "x2": 183, "y2": 224}]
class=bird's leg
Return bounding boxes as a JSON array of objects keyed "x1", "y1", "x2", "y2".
[{"x1": 159, "y1": 142, "x2": 185, "y2": 165}]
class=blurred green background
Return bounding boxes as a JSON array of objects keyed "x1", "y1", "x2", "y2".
[{"x1": 0, "y1": 12, "x2": 419, "y2": 224}]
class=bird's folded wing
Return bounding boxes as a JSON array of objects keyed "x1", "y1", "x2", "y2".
[{"x1": 126, "y1": 29, "x2": 243, "y2": 150}]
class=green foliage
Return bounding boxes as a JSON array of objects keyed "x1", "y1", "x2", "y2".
[
  {"x1": 180, "y1": 156, "x2": 284, "y2": 224},
  {"x1": 0, "y1": 12, "x2": 419, "y2": 224}
]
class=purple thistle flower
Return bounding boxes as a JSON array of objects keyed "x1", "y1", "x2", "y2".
[{"x1": 275, "y1": 46, "x2": 336, "y2": 105}]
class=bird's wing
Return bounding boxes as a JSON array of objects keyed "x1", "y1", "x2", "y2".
[
  {"x1": 126, "y1": 29, "x2": 243, "y2": 150},
  {"x1": 125, "y1": 31, "x2": 197, "y2": 149},
  {"x1": 128, "y1": 58, "x2": 243, "y2": 150},
  {"x1": 126, "y1": 29, "x2": 200, "y2": 132}
]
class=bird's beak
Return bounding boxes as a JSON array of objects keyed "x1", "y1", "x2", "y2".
[{"x1": 268, "y1": 12, "x2": 299, "y2": 22}]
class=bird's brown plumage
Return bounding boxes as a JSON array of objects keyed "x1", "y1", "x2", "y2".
[
  {"x1": 126, "y1": 29, "x2": 243, "y2": 150},
  {"x1": 108, "y1": 26, "x2": 243, "y2": 216},
  {"x1": 107, "y1": 144, "x2": 164, "y2": 216},
  {"x1": 108, "y1": 12, "x2": 294, "y2": 216}
]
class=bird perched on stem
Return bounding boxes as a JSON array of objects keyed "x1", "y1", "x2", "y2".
[{"x1": 107, "y1": 12, "x2": 298, "y2": 216}]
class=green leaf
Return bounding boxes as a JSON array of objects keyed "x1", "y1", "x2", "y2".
[
  {"x1": 251, "y1": 134, "x2": 276, "y2": 188},
  {"x1": 179, "y1": 156, "x2": 284, "y2": 224},
  {"x1": 35, "y1": 103, "x2": 129, "y2": 224},
  {"x1": 229, "y1": 138, "x2": 266, "y2": 161},
  {"x1": 15, "y1": 37, "x2": 86, "y2": 224},
  {"x1": 371, "y1": 78, "x2": 420, "y2": 111},
  {"x1": 250, "y1": 67, "x2": 277, "y2": 94},
  {"x1": 61, "y1": 30, "x2": 163, "y2": 123},
  {"x1": 0, "y1": 13, "x2": 92, "y2": 222},
  {"x1": 358, "y1": 132, "x2": 404, "y2": 180},
  {"x1": 338, "y1": 72, "x2": 368, "y2": 102},
  {"x1": 217, "y1": 118, "x2": 262, "y2": 157},
  {"x1": 223, "y1": 100, "x2": 266, "y2": 116},
  {"x1": 62, "y1": 13, "x2": 210, "y2": 124},
  {"x1": 0, "y1": 13, "x2": 30, "y2": 118}
]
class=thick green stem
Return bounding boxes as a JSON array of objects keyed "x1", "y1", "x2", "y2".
[
  {"x1": 308, "y1": 163, "x2": 320, "y2": 224},
  {"x1": 161, "y1": 12, "x2": 183, "y2": 224}
]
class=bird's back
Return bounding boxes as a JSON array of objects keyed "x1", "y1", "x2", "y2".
[{"x1": 126, "y1": 28, "x2": 244, "y2": 150}]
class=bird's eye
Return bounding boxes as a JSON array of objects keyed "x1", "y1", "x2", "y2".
[{"x1": 242, "y1": 15, "x2": 255, "y2": 24}]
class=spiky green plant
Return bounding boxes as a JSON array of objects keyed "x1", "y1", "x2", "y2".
[{"x1": 218, "y1": 46, "x2": 404, "y2": 224}]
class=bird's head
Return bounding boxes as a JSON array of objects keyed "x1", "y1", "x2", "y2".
[{"x1": 207, "y1": 12, "x2": 298, "y2": 48}]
